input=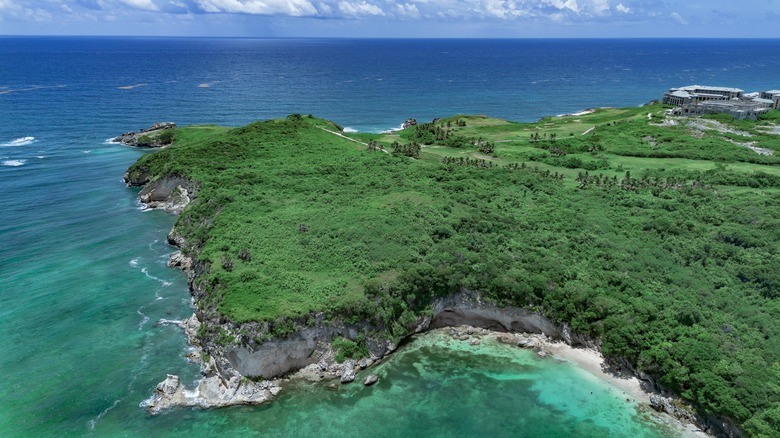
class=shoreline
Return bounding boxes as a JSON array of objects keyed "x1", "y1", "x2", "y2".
[{"x1": 544, "y1": 340, "x2": 709, "y2": 437}]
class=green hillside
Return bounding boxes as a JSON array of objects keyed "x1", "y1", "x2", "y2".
[{"x1": 128, "y1": 110, "x2": 780, "y2": 436}]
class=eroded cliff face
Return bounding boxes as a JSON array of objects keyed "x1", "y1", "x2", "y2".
[
  {"x1": 124, "y1": 174, "x2": 195, "y2": 214},
  {"x1": 431, "y1": 291, "x2": 562, "y2": 338}
]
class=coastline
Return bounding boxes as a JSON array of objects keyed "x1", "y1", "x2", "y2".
[
  {"x1": 545, "y1": 341, "x2": 709, "y2": 438},
  {"x1": 124, "y1": 117, "x2": 747, "y2": 437}
]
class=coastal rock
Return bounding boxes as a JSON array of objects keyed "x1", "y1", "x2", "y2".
[
  {"x1": 157, "y1": 374, "x2": 181, "y2": 395},
  {"x1": 142, "y1": 371, "x2": 279, "y2": 415},
  {"x1": 168, "y1": 251, "x2": 193, "y2": 271},
  {"x1": 114, "y1": 122, "x2": 176, "y2": 148},
  {"x1": 340, "y1": 360, "x2": 356, "y2": 384},
  {"x1": 402, "y1": 118, "x2": 417, "y2": 129},
  {"x1": 517, "y1": 336, "x2": 541, "y2": 349},
  {"x1": 363, "y1": 374, "x2": 379, "y2": 386},
  {"x1": 358, "y1": 358, "x2": 373, "y2": 370},
  {"x1": 137, "y1": 176, "x2": 193, "y2": 214},
  {"x1": 469, "y1": 338, "x2": 481, "y2": 346}
]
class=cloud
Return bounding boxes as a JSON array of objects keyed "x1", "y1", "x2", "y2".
[
  {"x1": 671, "y1": 11, "x2": 688, "y2": 25},
  {"x1": 194, "y1": 0, "x2": 319, "y2": 16},
  {"x1": 396, "y1": 2, "x2": 420, "y2": 18},
  {"x1": 119, "y1": 0, "x2": 160, "y2": 11},
  {"x1": 615, "y1": 2, "x2": 630, "y2": 14},
  {"x1": 338, "y1": 1, "x2": 384, "y2": 16}
]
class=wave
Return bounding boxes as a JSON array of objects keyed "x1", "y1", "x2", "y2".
[
  {"x1": 2, "y1": 159, "x2": 26, "y2": 167},
  {"x1": 381, "y1": 123, "x2": 406, "y2": 134},
  {"x1": 1, "y1": 136, "x2": 35, "y2": 147},
  {"x1": 137, "y1": 307, "x2": 150, "y2": 330},
  {"x1": 141, "y1": 267, "x2": 173, "y2": 287},
  {"x1": 129, "y1": 258, "x2": 139, "y2": 267},
  {"x1": 342, "y1": 127, "x2": 358, "y2": 133}
]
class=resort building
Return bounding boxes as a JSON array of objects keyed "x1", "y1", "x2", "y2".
[
  {"x1": 761, "y1": 90, "x2": 780, "y2": 110},
  {"x1": 664, "y1": 85, "x2": 779, "y2": 120},
  {"x1": 662, "y1": 85, "x2": 743, "y2": 106}
]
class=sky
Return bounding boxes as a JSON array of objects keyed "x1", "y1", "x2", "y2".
[{"x1": 0, "y1": 0, "x2": 778, "y2": 38}]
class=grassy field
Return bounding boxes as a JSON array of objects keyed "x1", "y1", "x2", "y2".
[
  {"x1": 128, "y1": 110, "x2": 780, "y2": 437},
  {"x1": 348, "y1": 105, "x2": 780, "y2": 189}
]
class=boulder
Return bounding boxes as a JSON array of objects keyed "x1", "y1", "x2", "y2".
[
  {"x1": 402, "y1": 118, "x2": 417, "y2": 129},
  {"x1": 156, "y1": 374, "x2": 181, "y2": 395},
  {"x1": 469, "y1": 339, "x2": 481, "y2": 346},
  {"x1": 340, "y1": 360, "x2": 356, "y2": 384},
  {"x1": 363, "y1": 374, "x2": 379, "y2": 386},
  {"x1": 517, "y1": 336, "x2": 540, "y2": 349}
]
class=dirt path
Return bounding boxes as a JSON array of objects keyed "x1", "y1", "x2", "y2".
[{"x1": 318, "y1": 127, "x2": 390, "y2": 154}]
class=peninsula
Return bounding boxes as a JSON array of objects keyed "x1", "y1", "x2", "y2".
[{"x1": 125, "y1": 105, "x2": 780, "y2": 437}]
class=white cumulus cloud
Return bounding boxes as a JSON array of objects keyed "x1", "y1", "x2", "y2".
[
  {"x1": 550, "y1": 0, "x2": 579, "y2": 14},
  {"x1": 615, "y1": 2, "x2": 630, "y2": 14},
  {"x1": 338, "y1": 1, "x2": 384, "y2": 16},
  {"x1": 195, "y1": 0, "x2": 319, "y2": 16},
  {"x1": 120, "y1": 0, "x2": 160, "y2": 11},
  {"x1": 396, "y1": 2, "x2": 420, "y2": 18}
]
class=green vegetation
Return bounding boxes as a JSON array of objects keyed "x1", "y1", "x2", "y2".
[
  {"x1": 128, "y1": 109, "x2": 780, "y2": 436},
  {"x1": 137, "y1": 128, "x2": 177, "y2": 147},
  {"x1": 332, "y1": 335, "x2": 370, "y2": 363}
]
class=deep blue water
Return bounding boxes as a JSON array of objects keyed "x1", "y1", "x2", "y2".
[{"x1": 1, "y1": 37, "x2": 778, "y2": 436}]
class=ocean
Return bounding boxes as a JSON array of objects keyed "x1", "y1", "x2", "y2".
[{"x1": 1, "y1": 37, "x2": 778, "y2": 437}]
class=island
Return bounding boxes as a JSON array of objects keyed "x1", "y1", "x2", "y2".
[{"x1": 124, "y1": 104, "x2": 780, "y2": 438}]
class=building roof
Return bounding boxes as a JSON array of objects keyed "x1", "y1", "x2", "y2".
[
  {"x1": 753, "y1": 98, "x2": 775, "y2": 104},
  {"x1": 672, "y1": 85, "x2": 743, "y2": 93}
]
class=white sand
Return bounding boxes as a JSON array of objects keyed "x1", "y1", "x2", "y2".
[{"x1": 544, "y1": 340, "x2": 710, "y2": 438}]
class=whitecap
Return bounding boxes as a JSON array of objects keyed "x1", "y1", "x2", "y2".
[
  {"x1": 137, "y1": 308, "x2": 150, "y2": 330},
  {"x1": 342, "y1": 127, "x2": 358, "y2": 133},
  {"x1": 156, "y1": 319, "x2": 183, "y2": 327},
  {"x1": 135, "y1": 199, "x2": 150, "y2": 211},
  {"x1": 141, "y1": 267, "x2": 173, "y2": 286},
  {"x1": 2, "y1": 159, "x2": 26, "y2": 167},
  {"x1": 1, "y1": 136, "x2": 35, "y2": 147},
  {"x1": 35, "y1": 155, "x2": 46, "y2": 159},
  {"x1": 104, "y1": 137, "x2": 121, "y2": 145},
  {"x1": 380, "y1": 123, "x2": 406, "y2": 134},
  {"x1": 129, "y1": 258, "x2": 139, "y2": 267},
  {"x1": 82, "y1": 150, "x2": 92, "y2": 154}
]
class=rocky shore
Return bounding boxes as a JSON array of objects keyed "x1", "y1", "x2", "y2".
[{"x1": 126, "y1": 163, "x2": 739, "y2": 438}]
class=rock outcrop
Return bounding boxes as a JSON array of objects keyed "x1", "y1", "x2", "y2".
[
  {"x1": 114, "y1": 122, "x2": 176, "y2": 148},
  {"x1": 132, "y1": 176, "x2": 193, "y2": 214},
  {"x1": 402, "y1": 118, "x2": 417, "y2": 129},
  {"x1": 340, "y1": 360, "x2": 356, "y2": 384}
]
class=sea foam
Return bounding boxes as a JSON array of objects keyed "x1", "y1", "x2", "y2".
[
  {"x1": 2, "y1": 159, "x2": 26, "y2": 167},
  {"x1": 1, "y1": 136, "x2": 35, "y2": 147}
]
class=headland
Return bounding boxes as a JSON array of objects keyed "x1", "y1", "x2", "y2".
[{"x1": 125, "y1": 106, "x2": 780, "y2": 437}]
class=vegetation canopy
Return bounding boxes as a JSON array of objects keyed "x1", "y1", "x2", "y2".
[{"x1": 128, "y1": 109, "x2": 780, "y2": 437}]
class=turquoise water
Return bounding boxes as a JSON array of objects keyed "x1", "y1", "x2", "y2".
[
  {"x1": 92, "y1": 333, "x2": 678, "y2": 437},
  {"x1": 4, "y1": 37, "x2": 778, "y2": 436}
]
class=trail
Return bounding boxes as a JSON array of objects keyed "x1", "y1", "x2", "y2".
[{"x1": 318, "y1": 127, "x2": 390, "y2": 154}]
